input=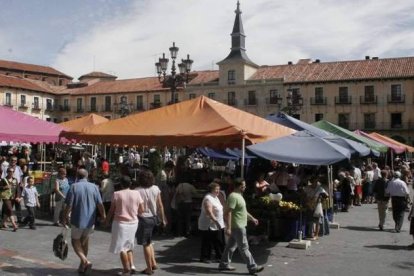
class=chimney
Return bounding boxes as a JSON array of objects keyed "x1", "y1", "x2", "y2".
[
  {"x1": 314, "y1": 59, "x2": 320, "y2": 63},
  {"x1": 288, "y1": 61, "x2": 293, "y2": 65},
  {"x1": 365, "y1": 56, "x2": 370, "y2": 60},
  {"x1": 372, "y1": 57, "x2": 379, "y2": 60}
]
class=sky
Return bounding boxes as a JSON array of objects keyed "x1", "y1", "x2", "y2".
[{"x1": 1, "y1": 0, "x2": 414, "y2": 80}]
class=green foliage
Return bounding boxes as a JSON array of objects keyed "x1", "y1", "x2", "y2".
[{"x1": 148, "y1": 150, "x2": 163, "y2": 176}]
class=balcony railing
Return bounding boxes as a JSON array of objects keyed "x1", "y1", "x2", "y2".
[
  {"x1": 60, "y1": 105, "x2": 70, "y2": 112},
  {"x1": 364, "y1": 121, "x2": 376, "y2": 129},
  {"x1": 244, "y1": 98, "x2": 258, "y2": 106},
  {"x1": 102, "y1": 105, "x2": 113, "y2": 112},
  {"x1": 45, "y1": 106, "x2": 54, "y2": 112},
  {"x1": 150, "y1": 102, "x2": 162, "y2": 109},
  {"x1": 265, "y1": 96, "x2": 282, "y2": 105},
  {"x1": 387, "y1": 94, "x2": 405, "y2": 103},
  {"x1": 3, "y1": 102, "x2": 13, "y2": 107},
  {"x1": 75, "y1": 107, "x2": 84, "y2": 113},
  {"x1": 32, "y1": 104, "x2": 41, "y2": 111},
  {"x1": 335, "y1": 96, "x2": 352, "y2": 105},
  {"x1": 18, "y1": 104, "x2": 28, "y2": 109},
  {"x1": 227, "y1": 99, "x2": 237, "y2": 106},
  {"x1": 360, "y1": 96, "x2": 377, "y2": 105},
  {"x1": 136, "y1": 104, "x2": 145, "y2": 111},
  {"x1": 86, "y1": 105, "x2": 99, "y2": 112},
  {"x1": 310, "y1": 97, "x2": 327, "y2": 105}
]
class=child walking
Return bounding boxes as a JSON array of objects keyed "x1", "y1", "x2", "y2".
[{"x1": 20, "y1": 177, "x2": 40, "y2": 229}]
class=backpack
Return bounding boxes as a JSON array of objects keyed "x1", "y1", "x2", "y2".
[{"x1": 53, "y1": 228, "x2": 68, "y2": 260}]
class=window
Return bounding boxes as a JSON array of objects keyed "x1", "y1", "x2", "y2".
[
  {"x1": 63, "y1": 118, "x2": 69, "y2": 122},
  {"x1": 364, "y1": 86, "x2": 375, "y2": 102},
  {"x1": 314, "y1": 87, "x2": 324, "y2": 104},
  {"x1": 154, "y1": 94, "x2": 160, "y2": 103},
  {"x1": 46, "y1": 99, "x2": 53, "y2": 110},
  {"x1": 338, "y1": 113, "x2": 350, "y2": 129},
  {"x1": 208, "y1": 93, "x2": 215, "y2": 99},
  {"x1": 268, "y1": 90, "x2": 280, "y2": 104},
  {"x1": 289, "y1": 88, "x2": 301, "y2": 105},
  {"x1": 247, "y1": 91, "x2": 256, "y2": 105},
  {"x1": 105, "y1": 96, "x2": 112, "y2": 112},
  {"x1": 63, "y1": 99, "x2": 69, "y2": 111},
  {"x1": 189, "y1": 93, "x2": 196, "y2": 99},
  {"x1": 90, "y1": 97, "x2": 97, "y2": 112},
  {"x1": 228, "y1": 91, "x2": 236, "y2": 106},
  {"x1": 228, "y1": 70, "x2": 236, "y2": 84},
  {"x1": 391, "y1": 113, "x2": 402, "y2": 128},
  {"x1": 173, "y1": 93, "x2": 179, "y2": 103},
  {"x1": 136, "y1": 95, "x2": 144, "y2": 110},
  {"x1": 364, "y1": 113, "x2": 376, "y2": 129},
  {"x1": 33, "y1": 97, "x2": 39, "y2": 109},
  {"x1": 339, "y1": 87, "x2": 348, "y2": 102},
  {"x1": 20, "y1": 95, "x2": 26, "y2": 106},
  {"x1": 391, "y1": 84, "x2": 402, "y2": 101},
  {"x1": 76, "y1": 98, "x2": 83, "y2": 112},
  {"x1": 46, "y1": 118, "x2": 51, "y2": 122},
  {"x1": 5, "y1": 93, "x2": 11, "y2": 106},
  {"x1": 315, "y1": 113, "x2": 324, "y2": 122}
]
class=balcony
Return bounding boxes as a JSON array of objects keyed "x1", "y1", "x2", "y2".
[
  {"x1": 335, "y1": 96, "x2": 352, "y2": 105},
  {"x1": 60, "y1": 105, "x2": 70, "y2": 112},
  {"x1": 266, "y1": 96, "x2": 282, "y2": 105},
  {"x1": 244, "y1": 98, "x2": 258, "y2": 106},
  {"x1": 3, "y1": 102, "x2": 13, "y2": 108},
  {"x1": 18, "y1": 104, "x2": 28, "y2": 109},
  {"x1": 45, "y1": 105, "x2": 54, "y2": 112},
  {"x1": 150, "y1": 102, "x2": 162, "y2": 109},
  {"x1": 32, "y1": 104, "x2": 41, "y2": 111},
  {"x1": 310, "y1": 97, "x2": 327, "y2": 105},
  {"x1": 86, "y1": 105, "x2": 99, "y2": 112},
  {"x1": 102, "y1": 105, "x2": 113, "y2": 112},
  {"x1": 387, "y1": 94, "x2": 405, "y2": 104},
  {"x1": 360, "y1": 96, "x2": 377, "y2": 105},
  {"x1": 75, "y1": 107, "x2": 84, "y2": 113},
  {"x1": 226, "y1": 99, "x2": 237, "y2": 106},
  {"x1": 364, "y1": 121, "x2": 376, "y2": 129}
]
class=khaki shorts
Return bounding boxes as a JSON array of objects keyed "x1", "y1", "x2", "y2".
[{"x1": 71, "y1": 225, "x2": 94, "y2": 240}]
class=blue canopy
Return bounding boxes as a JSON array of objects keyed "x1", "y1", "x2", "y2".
[
  {"x1": 267, "y1": 113, "x2": 371, "y2": 157},
  {"x1": 197, "y1": 147, "x2": 238, "y2": 160},
  {"x1": 247, "y1": 130, "x2": 351, "y2": 166},
  {"x1": 225, "y1": 148, "x2": 256, "y2": 159}
]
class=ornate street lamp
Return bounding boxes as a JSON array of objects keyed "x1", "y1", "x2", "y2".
[
  {"x1": 114, "y1": 95, "x2": 134, "y2": 118},
  {"x1": 155, "y1": 42, "x2": 193, "y2": 104}
]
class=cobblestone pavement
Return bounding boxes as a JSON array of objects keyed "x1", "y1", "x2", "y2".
[{"x1": 1, "y1": 203, "x2": 413, "y2": 275}]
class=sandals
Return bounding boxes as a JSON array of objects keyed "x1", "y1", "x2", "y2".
[
  {"x1": 140, "y1": 269, "x2": 153, "y2": 275},
  {"x1": 78, "y1": 262, "x2": 92, "y2": 275}
]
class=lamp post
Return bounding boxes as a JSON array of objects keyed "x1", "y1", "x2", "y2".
[
  {"x1": 114, "y1": 95, "x2": 133, "y2": 118},
  {"x1": 281, "y1": 88, "x2": 302, "y2": 116},
  {"x1": 155, "y1": 42, "x2": 193, "y2": 104}
]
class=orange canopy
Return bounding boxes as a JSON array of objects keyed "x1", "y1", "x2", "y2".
[
  {"x1": 369, "y1": 132, "x2": 414, "y2": 153},
  {"x1": 60, "y1": 113, "x2": 109, "y2": 132},
  {"x1": 62, "y1": 96, "x2": 295, "y2": 147}
]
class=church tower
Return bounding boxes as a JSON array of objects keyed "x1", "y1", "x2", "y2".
[{"x1": 217, "y1": 1, "x2": 258, "y2": 86}]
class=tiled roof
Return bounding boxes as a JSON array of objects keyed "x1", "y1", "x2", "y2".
[
  {"x1": 79, "y1": 71, "x2": 117, "y2": 80},
  {"x1": 67, "y1": 77, "x2": 167, "y2": 95},
  {"x1": 250, "y1": 57, "x2": 414, "y2": 83},
  {"x1": 0, "y1": 59, "x2": 73, "y2": 79},
  {"x1": 25, "y1": 79, "x2": 69, "y2": 95},
  {"x1": 188, "y1": 71, "x2": 219, "y2": 84},
  {"x1": 0, "y1": 75, "x2": 50, "y2": 93}
]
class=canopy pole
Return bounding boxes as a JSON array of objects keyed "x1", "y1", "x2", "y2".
[
  {"x1": 391, "y1": 150, "x2": 394, "y2": 171},
  {"x1": 241, "y1": 136, "x2": 246, "y2": 179}
]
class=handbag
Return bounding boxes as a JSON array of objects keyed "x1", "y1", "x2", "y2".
[
  {"x1": 144, "y1": 188, "x2": 162, "y2": 226},
  {"x1": 53, "y1": 227, "x2": 69, "y2": 260},
  {"x1": 313, "y1": 202, "x2": 324, "y2": 218}
]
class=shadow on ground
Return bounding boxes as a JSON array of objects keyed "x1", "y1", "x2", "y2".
[
  {"x1": 0, "y1": 266, "x2": 120, "y2": 276},
  {"x1": 364, "y1": 244, "x2": 414, "y2": 251},
  {"x1": 342, "y1": 226, "x2": 380, "y2": 232}
]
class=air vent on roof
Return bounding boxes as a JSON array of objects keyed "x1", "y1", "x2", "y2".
[
  {"x1": 365, "y1": 56, "x2": 370, "y2": 60},
  {"x1": 314, "y1": 59, "x2": 320, "y2": 63},
  {"x1": 288, "y1": 61, "x2": 293, "y2": 65},
  {"x1": 372, "y1": 57, "x2": 379, "y2": 60}
]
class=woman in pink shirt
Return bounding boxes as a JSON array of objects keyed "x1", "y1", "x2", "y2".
[{"x1": 105, "y1": 176, "x2": 144, "y2": 276}]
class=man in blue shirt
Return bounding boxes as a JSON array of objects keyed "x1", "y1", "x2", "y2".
[{"x1": 64, "y1": 169, "x2": 105, "y2": 275}]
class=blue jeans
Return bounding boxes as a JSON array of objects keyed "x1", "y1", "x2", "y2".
[{"x1": 220, "y1": 227, "x2": 257, "y2": 271}]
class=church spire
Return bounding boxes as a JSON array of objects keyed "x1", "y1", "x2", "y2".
[{"x1": 217, "y1": 1, "x2": 257, "y2": 67}]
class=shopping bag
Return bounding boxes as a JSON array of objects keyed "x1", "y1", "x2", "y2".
[{"x1": 53, "y1": 227, "x2": 69, "y2": 260}]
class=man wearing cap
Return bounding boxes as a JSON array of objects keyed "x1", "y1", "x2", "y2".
[{"x1": 386, "y1": 171, "x2": 410, "y2": 232}]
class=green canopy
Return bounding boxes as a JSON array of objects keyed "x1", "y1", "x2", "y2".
[{"x1": 312, "y1": 120, "x2": 388, "y2": 153}]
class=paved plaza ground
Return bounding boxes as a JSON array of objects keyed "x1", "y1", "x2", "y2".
[{"x1": 0, "y1": 203, "x2": 413, "y2": 276}]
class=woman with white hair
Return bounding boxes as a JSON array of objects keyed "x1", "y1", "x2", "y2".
[{"x1": 385, "y1": 171, "x2": 410, "y2": 233}]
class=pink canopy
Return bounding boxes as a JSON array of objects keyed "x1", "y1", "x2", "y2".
[
  {"x1": 0, "y1": 106, "x2": 67, "y2": 143},
  {"x1": 354, "y1": 130, "x2": 406, "y2": 154}
]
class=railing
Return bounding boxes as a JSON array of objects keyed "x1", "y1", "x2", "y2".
[
  {"x1": 86, "y1": 105, "x2": 98, "y2": 112},
  {"x1": 244, "y1": 98, "x2": 258, "y2": 106},
  {"x1": 364, "y1": 121, "x2": 376, "y2": 129},
  {"x1": 18, "y1": 104, "x2": 28, "y2": 109},
  {"x1": 150, "y1": 102, "x2": 162, "y2": 109},
  {"x1": 102, "y1": 105, "x2": 112, "y2": 112},
  {"x1": 60, "y1": 105, "x2": 70, "y2": 112},
  {"x1": 265, "y1": 97, "x2": 282, "y2": 105},
  {"x1": 346, "y1": 122, "x2": 414, "y2": 131},
  {"x1": 310, "y1": 97, "x2": 327, "y2": 105},
  {"x1": 335, "y1": 96, "x2": 352, "y2": 105},
  {"x1": 136, "y1": 104, "x2": 145, "y2": 111},
  {"x1": 32, "y1": 104, "x2": 41, "y2": 111},
  {"x1": 226, "y1": 99, "x2": 238, "y2": 106},
  {"x1": 75, "y1": 108, "x2": 84, "y2": 113},
  {"x1": 45, "y1": 106, "x2": 54, "y2": 112},
  {"x1": 360, "y1": 96, "x2": 377, "y2": 104},
  {"x1": 387, "y1": 94, "x2": 405, "y2": 103},
  {"x1": 3, "y1": 102, "x2": 13, "y2": 107}
]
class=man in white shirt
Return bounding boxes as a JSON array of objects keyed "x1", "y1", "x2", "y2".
[{"x1": 386, "y1": 171, "x2": 410, "y2": 232}]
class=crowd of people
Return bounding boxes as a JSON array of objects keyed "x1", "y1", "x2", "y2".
[{"x1": 1, "y1": 146, "x2": 414, "y2": 275}]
